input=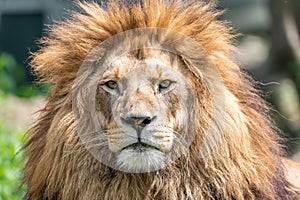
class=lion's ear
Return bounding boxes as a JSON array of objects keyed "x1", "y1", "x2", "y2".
[{"x1": 179, "y1": 55, "x2": 204, "y2": 80}]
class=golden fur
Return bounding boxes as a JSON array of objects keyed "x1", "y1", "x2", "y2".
[{"x1": 22, "y1": 0, "x2": 300, "y2": 199}]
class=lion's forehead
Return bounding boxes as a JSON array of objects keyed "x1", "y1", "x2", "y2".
[{"x1": 104, "y1": 51, "x2": 181, "y2": 80}]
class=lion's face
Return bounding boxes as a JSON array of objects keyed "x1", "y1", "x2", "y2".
[{"x1": 96, "y1": 50, "x2": 193, "y2": 172}]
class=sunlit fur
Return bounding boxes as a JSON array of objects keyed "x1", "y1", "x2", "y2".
[{"x1": 22, "y1": 0, "x2": 299, "y2": 199}]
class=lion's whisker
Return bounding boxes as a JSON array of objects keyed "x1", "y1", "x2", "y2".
[
  {"x1": 77, "y1": 127, "x2": 124, "y2": 137},
  {"x1": 62, "y1": 141, "x2": 109, "y2": 159},
  {"x1": 80, "y1": 138, "x2": 108, "y2": 145},
  {"x1": 77, "y1": 130, "x2": 103, "y2": 137},
  {"x1": 151, "y1": 125, "x2": 174, "y2": 130},
  {"x1": 85, "y1": 142, "x2": 109, "y2": 149},
  {"x1": 103, "y1": 127, "x2": 124, "y2": 133},
  {"x1": 173, "y1": 134, "x2": 190, "y2": 147},
  {"x1": 108, "y1": 134, "x2": 136, "y2": 140}
]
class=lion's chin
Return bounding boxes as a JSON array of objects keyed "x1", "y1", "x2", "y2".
[{"x1": 116, "y1": 146, "x2": 165, "y2": 173}]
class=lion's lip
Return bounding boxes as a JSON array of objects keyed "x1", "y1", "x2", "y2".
[{"x1": 122, "y1": 142, "x2": 159, "y2": 151}]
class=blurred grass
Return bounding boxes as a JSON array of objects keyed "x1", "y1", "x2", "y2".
[
  {"x1": 0, "y1": 116, "x2": 26, "y2": 200},
  {"x1": 0, "y1": 53, "x2": 33, "y2": 200}
]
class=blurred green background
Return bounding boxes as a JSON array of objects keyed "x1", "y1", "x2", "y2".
[{"x1": 0, "y1": 0, "x2": 300, "y2": 199}]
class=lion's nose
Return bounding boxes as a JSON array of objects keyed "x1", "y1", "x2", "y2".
[{"x1": 122, "y1": 116, "x2": 156, "y2": 129}]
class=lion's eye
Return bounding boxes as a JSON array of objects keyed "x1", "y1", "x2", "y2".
[
  {"x1": 104, "y1": 80, "x2": 118, "y2": 90},
  {"x1": 158, "y1": 80, "x2": 173, "y2": 91}
]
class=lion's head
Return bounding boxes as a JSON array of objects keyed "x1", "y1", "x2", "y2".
[
  {"x1": 22, "y1": 1, "x2": 299, "y2": 199},
  {"x1": 97, "y1": 49, "x2": 191, "y2": 172}
]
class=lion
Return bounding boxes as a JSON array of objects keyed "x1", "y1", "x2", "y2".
[{"x1": 22, "y1": 0, "x2": 300, "y2": 199}]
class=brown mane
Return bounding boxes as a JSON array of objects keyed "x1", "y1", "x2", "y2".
[{"x1": 23, "y1": 1, "x2": 300, "y2": 199}]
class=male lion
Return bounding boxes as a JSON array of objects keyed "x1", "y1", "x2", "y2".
[{"x1": 23, "y1": 0, "x2": 300, "y2": 199}]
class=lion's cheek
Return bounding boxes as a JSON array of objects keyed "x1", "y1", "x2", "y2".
[
  {"x1": 157, "y1": 139, "x2": 173, "y2": 152},
  {"x1": 142, "y1": 132, "x2": 174, "y2": 152}
]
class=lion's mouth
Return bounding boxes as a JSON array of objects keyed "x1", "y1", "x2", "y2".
[{"x1": 122, "y1": 142, "x2": 159, "y2": 152}]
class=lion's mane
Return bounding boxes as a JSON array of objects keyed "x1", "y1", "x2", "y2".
[{"x1": 23, "y1": 1, "x2": 299, "y2": 199}]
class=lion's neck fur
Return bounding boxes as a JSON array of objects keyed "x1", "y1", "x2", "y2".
[{"x1": 23, "y1": 91, "x2": 298, "y2": 200}]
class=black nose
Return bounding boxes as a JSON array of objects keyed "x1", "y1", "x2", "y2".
[{"x1": 122, "y1": 116, "x2": 156, "y2": 129}]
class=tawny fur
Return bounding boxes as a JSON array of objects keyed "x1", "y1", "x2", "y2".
[{"x1": 22, "y1": 0, "x2": 300, "y2": 199}]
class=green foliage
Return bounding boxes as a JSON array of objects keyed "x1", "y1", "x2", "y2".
[
  {"x1": 0, "y1": 121, "x2": 26, "y2": 200},
  {"x1": 0, "y1": 52, "x2": 49, "y2": 98},
  {"x1": 0, "y1": 53, "x2": 22, "y2": 94},
  {"x1": 0, "y1": 52, "x2": 46, "y2": 199}
]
